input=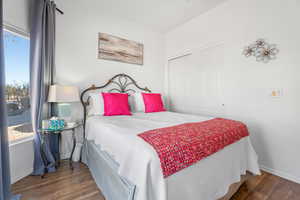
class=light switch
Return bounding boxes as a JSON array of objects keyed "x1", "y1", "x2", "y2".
[{"x1": 269, "y1": 88, "x2": 283, "y2": 98}]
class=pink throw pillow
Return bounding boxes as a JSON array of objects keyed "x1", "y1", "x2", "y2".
[
  {"x1": 102, "y1": 93, "x2": 131, "y2": 116},
  {"x1": 142, "y1": 93, "x2": 166, "y2": 113}
]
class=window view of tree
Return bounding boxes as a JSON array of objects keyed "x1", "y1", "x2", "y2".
[{"x1": 4, "y1": 30, "x2": 32, "y2": 142}]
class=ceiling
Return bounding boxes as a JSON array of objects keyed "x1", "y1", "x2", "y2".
[{"x1": 97, "y1": 0, "x2": 228, "y2": 32}]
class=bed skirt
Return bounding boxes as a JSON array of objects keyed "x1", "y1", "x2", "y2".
[
  {"x1": 82, "y1": 140, "x2": 253, "y2": 200},
  {"x1": 82, "y1": 140, "x2": 136, "y2": 200}
]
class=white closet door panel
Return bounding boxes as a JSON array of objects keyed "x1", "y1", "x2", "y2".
[
  {"x1": 168, "y1": 44, "x2": 226, "y2": 116},
  {"x1": 168, "y1": 55, "x2": 188, "y2": 113}
]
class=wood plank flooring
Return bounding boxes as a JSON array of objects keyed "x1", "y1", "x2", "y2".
[
  {"x1": 12, "y1": 161, "x2": 105, "y2": 200},
  {"x1": 12, "y1": 161, "x2": 300, "y2": 200}
]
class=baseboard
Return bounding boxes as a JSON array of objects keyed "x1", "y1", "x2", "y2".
[{"x1": 260, "y1": 165, "x2": 300, "y2": 184}]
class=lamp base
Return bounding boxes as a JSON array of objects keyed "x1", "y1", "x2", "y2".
[{"x1": 54, "y1": 103, "x2": 72, "y2": 122}]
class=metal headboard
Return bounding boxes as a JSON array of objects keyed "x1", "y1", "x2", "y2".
[{"x1": 80, "y1": 73, "x2": 151, "y2": 140}]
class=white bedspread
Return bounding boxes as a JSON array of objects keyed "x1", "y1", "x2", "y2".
[{"x1": 86, "y1": 112, "x2": 260, "y2": 200}]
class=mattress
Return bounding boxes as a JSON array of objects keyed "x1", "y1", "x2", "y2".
[{"x1": 85, "y1": 111, "x2": 261, "y2": 200}]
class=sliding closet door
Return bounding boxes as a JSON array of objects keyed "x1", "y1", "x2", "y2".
[{"x1": 168, "y1": 44, "x2": 226, "y2": 117}]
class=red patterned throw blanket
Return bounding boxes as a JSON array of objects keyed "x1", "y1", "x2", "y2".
[{"x1": 138, "y1": 118, "x2": 249, "y2": 178}]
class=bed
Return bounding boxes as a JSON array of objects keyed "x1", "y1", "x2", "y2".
[{"x1": 80, "y1": 74, "x2": 261, "y2": 200}]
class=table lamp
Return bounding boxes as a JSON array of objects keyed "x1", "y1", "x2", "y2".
[{"x1": 48, "y1": 85, "x2": 80, "y2": 122}]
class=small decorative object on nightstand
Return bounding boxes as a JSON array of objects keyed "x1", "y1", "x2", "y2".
[{"x1": 39, "y1": 122, "x2": 82, "y2": 172}]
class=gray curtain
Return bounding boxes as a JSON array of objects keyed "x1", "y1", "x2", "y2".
[
  {"x1": 30, "y1": 0, "x2": 57, "y2": 175},
  {"x1": 0, "y1": 0, "x2": 20, "y2": 199}
]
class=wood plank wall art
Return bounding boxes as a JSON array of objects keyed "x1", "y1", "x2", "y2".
[{"x1": 98, "y1": 33, "x2": 144, "y2": 65}]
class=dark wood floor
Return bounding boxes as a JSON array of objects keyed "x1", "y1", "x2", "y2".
[{"x1": 12, "y1": 161, "x2": 300, "y2": 200}]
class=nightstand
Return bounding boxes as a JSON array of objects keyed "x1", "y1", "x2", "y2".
[{"x1": 39, "y1": 123, "x2": 82, "y2": 172}]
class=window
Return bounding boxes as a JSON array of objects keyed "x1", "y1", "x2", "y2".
[{"x1": 4, "y1": 29, "x2": 33, "y2": 143}]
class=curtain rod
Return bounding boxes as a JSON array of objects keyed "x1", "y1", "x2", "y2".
[{"x1": 56, "y1": 8, "x2": 64, "y2": 15}]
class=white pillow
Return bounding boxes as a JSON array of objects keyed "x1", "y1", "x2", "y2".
[
  {"x1": 129, "y1": 92, "x2": 168, "y2": 112},
  {"x1": 87, "y1": 92, "x2": 104, "y2": 116},
  {"x1": 129, "y1": 92, "x2": 145, "y2": 112}
]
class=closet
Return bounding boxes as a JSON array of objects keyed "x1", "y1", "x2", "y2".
[{"x1": 167, "y1": 44, "x2": 226, "y2": 117}]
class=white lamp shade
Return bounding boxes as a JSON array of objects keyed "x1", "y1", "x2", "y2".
[{"x1": 48, "y1": 85, "x2": 80, "y2": 103}]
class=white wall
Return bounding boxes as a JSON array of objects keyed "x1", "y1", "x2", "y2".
[
  {"x1": 165, "y1": 0, "x2": 300, "y2": 183},
  {"x1": 3, "y1": 0, "x2": 31, "y2": 33},
  {"x1": 55, "y1": 0, "x2": 164, "y2": 93}
]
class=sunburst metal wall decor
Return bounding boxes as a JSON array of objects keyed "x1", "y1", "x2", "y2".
[{"x1": 243, "y1": 39, "x2": 279, "y2": 63}]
